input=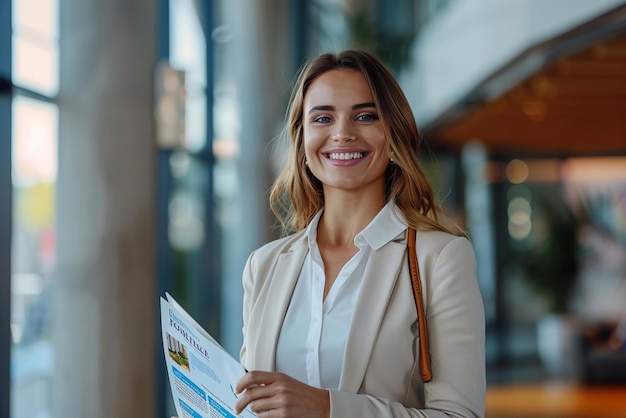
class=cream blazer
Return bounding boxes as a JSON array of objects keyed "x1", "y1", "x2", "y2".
[{"x1": 240, "y1": 227, "x2": 486, "y2": 418}]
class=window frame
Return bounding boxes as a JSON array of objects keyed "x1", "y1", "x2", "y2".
[
  {"x1": 0, "y1": 0, "x2": 13, "y2": 416},
  {"x1": 155, "y1": 0, "x2": 217, "y2": 416}
]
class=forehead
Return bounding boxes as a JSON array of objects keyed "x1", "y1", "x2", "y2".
[{"x1": 304, "y1": 69, "x2": 374, "y2": 106}]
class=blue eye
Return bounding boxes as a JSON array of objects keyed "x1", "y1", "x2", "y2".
[
  {"x1": 314, "y1": 115, "x2": 332, "y2": 123},
  {"x1": 356, "y1": 113, "x2": 378, "y2": 122}
]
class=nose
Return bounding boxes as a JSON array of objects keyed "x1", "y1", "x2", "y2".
[{"x1": 331, "y1": 119, "x2": 356, "y2": 142}]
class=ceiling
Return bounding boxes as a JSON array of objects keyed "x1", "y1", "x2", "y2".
[{"x1": 424, "y1": 6, "x2": 626, "y2": 157}]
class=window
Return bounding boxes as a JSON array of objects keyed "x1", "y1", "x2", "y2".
[{"x1": 9, "y1": 1, "x2": 58, "y2": 417}]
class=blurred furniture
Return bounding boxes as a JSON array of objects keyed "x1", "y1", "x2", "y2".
[
  {"x1": 579, "y1": 321, "x2": 626, "y2": 385},
  {"x1": 486, "y1": 382, "x2": 626, "y2": 418}
]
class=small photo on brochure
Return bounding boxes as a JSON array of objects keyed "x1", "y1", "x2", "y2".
[{"x1": 166, "y1": 332, "x2": 190, "y2": 372}]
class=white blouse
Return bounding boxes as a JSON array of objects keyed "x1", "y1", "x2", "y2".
[{"x1": 275, "y1": 203, "x2": 407, "y2": 390}]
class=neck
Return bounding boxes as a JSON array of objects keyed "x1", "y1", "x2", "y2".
[{"x1": 317, "y1": 192, "x2": 385, "y2": 247}]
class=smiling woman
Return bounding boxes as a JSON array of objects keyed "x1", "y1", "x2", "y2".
[{"x1": 209, "y1": 49, "x2": 486, "y2": 418}]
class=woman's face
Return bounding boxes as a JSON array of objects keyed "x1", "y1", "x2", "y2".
[{"x1": 302, "y1": 69, "x2": 389, "y2": 196}]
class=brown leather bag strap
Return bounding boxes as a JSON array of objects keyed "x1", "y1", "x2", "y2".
[{"x1": 407, "y1": 227, "x2": 432, "y2": 383}]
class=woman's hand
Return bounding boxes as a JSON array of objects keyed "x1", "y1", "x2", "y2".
[{"x1": 234, "y1": 371, "x2": 330, "y2": 418}]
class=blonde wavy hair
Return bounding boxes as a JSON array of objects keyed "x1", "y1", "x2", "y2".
[{"x1": 270, "y1": 49, "x2": 463, "y2": 237}]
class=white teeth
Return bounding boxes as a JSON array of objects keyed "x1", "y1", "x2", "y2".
[{"x1": 328, "y1": 152, "x2": 364, "y2": 160}]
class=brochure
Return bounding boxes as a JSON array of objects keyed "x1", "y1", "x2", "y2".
[{"x1": 160, "y1": 293, "x2": 255, "y2": 418}]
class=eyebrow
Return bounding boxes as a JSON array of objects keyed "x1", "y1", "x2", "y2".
[{"x1": 307, "y1": 102, "x2": 376, "y2": 114}]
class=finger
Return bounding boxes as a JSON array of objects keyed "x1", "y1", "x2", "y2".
[
  {"x1": 240, "y1": 395, "x2": 284, "y2": 416},
  {"x1": 235, "y1": 370, "x2": 275, "y2": 393},
  {"x1": 234, "y1": 384, "x2": 274, "y2": 414}
]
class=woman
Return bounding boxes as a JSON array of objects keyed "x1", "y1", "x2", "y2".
[{"x1": 234, "y1": 49, "x2": 485, "y2": 417}]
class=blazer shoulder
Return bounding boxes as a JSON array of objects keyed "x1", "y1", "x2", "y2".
[
  {"x1": 247, "y1": 230, "x2": 307, "y2": 268},
  {"x1": 414, "y1": 229, "x2": 472, "y2": 255}
]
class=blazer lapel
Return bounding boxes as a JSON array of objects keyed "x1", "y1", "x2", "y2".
[
  {"x1": 253, "y1": 238, "x2": 307, "y2": 371},
  {"x1": 338, "y1": 236, "x2": 407, "y2": 392}
]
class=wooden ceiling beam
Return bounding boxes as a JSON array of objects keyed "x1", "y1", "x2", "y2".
[
  {"x1": 552, "y1": 59, "x2": 626, "y2": 78},
  {"x1": 526, "y1": 76, "x2": 626, "y2": 97}
]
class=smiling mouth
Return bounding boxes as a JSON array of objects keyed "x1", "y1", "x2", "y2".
[{"x1": 326, "y1": 152, "x2": 366, "y2": 160}]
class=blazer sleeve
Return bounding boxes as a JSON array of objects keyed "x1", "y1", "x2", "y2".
[
  {"x1": 328, "y1": 236, "x2": 486, "y2": 418},
  {"x1": 239, "y1": 249, "x2": 256, "y2": 367}
]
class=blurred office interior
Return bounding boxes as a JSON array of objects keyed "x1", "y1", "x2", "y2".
[{"x1": 1, "y1": 0, "x2": 626, "y2": 417}]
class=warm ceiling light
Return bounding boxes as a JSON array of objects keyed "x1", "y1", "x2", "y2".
[
  {"x1": 506, "y1": 159, "x2": 529, "y2": 184},
  {"x1": 532, "y1": 76, "x2": 557, "y2": 97},
  {"x1": 522, "y1": 100, "x2": 547, "y2": 121},
  {"x1": 592, "y1": 44, "x2": 607, "y2": 59}
]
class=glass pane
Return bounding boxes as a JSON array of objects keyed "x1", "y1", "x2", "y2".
[
  {"x1": 12, "y1": 37, "x2": 58, "y2": 96},
  {"x1": 170, "y1": 0, "x2": 207, "y2": 152},
  {"x1": 164, "y1": 2, "x2": 210, "y2": 415},
  {"x1": 12, "y1": 0, "x2": 58, "y2": 95},
  {"x1": 14, "y1": 0, "x2": 57, "y2": 38},
  {"x1": 10, "y1": 96, "x2": 58, "y2": 418}
]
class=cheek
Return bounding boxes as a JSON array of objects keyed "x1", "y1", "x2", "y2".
[
  {"x1": 373, "y1": 130, "x2": 388, "y2": 149},
  {"x1": 303, "y1": 130, "x2": 322, "y2": 156}
]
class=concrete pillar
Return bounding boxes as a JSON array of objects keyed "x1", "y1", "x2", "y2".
[
  {"x1": 55, "y1": 0, "x2": 157, "y2": 417},
  {"x1": 218, "y1": 0, "x2": 294, "y2": 356}
]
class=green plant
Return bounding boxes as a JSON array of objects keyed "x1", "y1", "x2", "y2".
[{"x1": 518, "y1": 194, "x2": 582, "y2": 314}]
